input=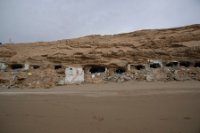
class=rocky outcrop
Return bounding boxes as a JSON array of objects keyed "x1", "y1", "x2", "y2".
[{"x1": 0, "y1": 24, "x2": 200, "y2": 66}]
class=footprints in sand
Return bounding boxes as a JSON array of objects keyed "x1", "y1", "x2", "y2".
[
  {"x1": 159, "y1": 116, "x2": 192, "y2": 121},
  {"x1": 183, "y1": 116, "x2": 192, "y2": 120},
  {"x1": 92, "y1": 115, "x2": 104, "y2": 122}
]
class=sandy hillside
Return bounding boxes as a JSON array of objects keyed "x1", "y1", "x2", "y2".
[{"x1": 1, "y1": 24, "x2": 200, "y2": 65}]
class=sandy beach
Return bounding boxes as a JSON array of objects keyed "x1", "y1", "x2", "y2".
[{"x1": 0, "y1": 81, "x2": 200, "y2": 133}]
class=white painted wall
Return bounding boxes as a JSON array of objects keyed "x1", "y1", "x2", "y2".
[
  {"x1": 0, "y1": 63, "x2": 7, "y2": 71},
  {"x1": 64, "y1": 67, "x2": 84, "y2": 84},
  {"x1": 24, "y1": 64, "x2": 30, "y2": 70}
]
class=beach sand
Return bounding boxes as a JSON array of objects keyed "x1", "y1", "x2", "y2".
[{"x1": 0, "y1": 81, "x2": 200, "y2": 133}]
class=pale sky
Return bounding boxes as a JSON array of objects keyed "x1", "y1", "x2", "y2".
[{"x1": 0, "y1": 0, "x2": 200, "y2": 43}]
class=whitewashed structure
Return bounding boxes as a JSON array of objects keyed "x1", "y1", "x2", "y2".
[
  {"x1": 0, "y1": 63, "x2": 7, "y2": 71},
  {"x1": 64, "y1": 66, "x2": 84, "y2": 84},
  {"x1": 24, "y1": 64, "x2": 30, "y2": 71}
]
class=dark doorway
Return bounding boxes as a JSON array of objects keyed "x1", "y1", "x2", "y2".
[
  {"x1": 194, "y1": 62, "x2": 200, "y2": 67},
  {"x1": 166, "y1": 62, "x2": 178, "y2": 67},
  {"x1": 135, "y1": 65, "x2": 145, "y2": 70},
  {"x1": 115, "y1": 68, "x2": 126, "y2": 74},
  {"x1": 150, "y1": 63, "x2": 161, "y2": 68},
  {"x1": 32, "y1": 65, "x2": 40, "y2": 69},
  {"x1": 179, "y1": 61, "x2": 191, "y2": 67},
  {"x1": 89, "y1": 65, "x2": 105, "y2": 73},
  {"x1": 54, "y1": 65, "x2": 62, "y2": 70},
  {"x1": 10, "y1": 64, "x2": 24, "y2": 69}
]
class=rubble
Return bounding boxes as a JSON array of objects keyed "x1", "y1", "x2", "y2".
[
  {"x1": 104, "y1": 73, "x2": 134, "y2": 82},
  {"x1": 0, "y1": 59, "x2": 200, "y2": 88},
  {"x1": 0, "y1": 68, "x2": 58, "y2": 89}
]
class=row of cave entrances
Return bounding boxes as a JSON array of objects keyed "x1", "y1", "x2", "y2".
[
  {"x1": 10, "y1": 64, "x2": 61, "y2": 70},
  {"x1": 52, "y1": 64, "x2": 127, "y2": 74},
  {"x1": 88, "y1": 65, "x2": 126, "y2": 74},
  {"x1": 8, "y1": 61, "x2": 200, "y2": 73},
  {"x1": 9, "y1": 64, "x2": 40, "y2": 70},
  {"x1": 8, "y1": 64, "x2": 64, "y2": 70},
  {"x1": 54, "y1": 65, "x2": 126, "y2": 74},
  {"x1": 131, "y1": 61, "x2": 200, "y2": 70},
  {"x1": 165, "y1": 61, "x2": 200, "y2": 68},
  {"x1": 8, "y1": 64, "x2": 125, "y2": 74},
  {"x1": 131, "y1": 63, "x2": 163, "y2": 70}
]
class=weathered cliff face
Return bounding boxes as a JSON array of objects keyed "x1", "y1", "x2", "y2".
[
  {"x1": 0, "y1": 24, "x2": 200, "y2": 67},
  {"x1": 0, "y1": 24, "x2": 200, "y2": 88}
]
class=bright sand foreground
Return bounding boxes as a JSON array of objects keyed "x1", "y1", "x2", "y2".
[{"x1": 0, "y1": 81, "x2": 200, "y2": 133}]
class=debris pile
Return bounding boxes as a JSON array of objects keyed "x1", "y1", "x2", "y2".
[
  {"x1": 0, "y1": 68, "x2": 58, "y2": 89},
  {"x1": 104, "y1": 73, "x2": 134, "y2": 82}
]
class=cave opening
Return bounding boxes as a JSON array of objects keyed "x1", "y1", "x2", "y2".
[
  {"x1": 54, "y1": 65, "x2": 62, "y2": 70},
  {"x1": 150, "y1": 63, "x2": 161, "y2": 68},
  {"x1": 165, "y1": 62, "x2": 179, "y2": 67},
  {"x1": 89, "y1": 65, "x2": 105, "y2": 74},
  {"x1": 194, "y1": 62, "x2": 200, "y2": 67},
  {"x1": 135, "y1": 65, "x2": 145, "y2": 70},
  {"x1": 32, "y1": 65, "x2": 40, "y2": 69},
  {"x1": 115, "y1": 68, "x2": 126, "y2": 74},
  {"x1": 10, "y1": 64, "x2": 24, "y2": 70},
  {"x1": 179, "y1": 61, "x2": 191, "y2": 67}
]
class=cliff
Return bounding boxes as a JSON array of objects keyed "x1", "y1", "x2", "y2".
[{"x1": 0, "y1": 24, "x2": 200, "y2": 67}]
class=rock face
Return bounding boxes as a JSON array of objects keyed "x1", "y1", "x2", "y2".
[
  {"x1": 0, "y1": 24, "x2": 200, "y2": 66},
  {"x1": 0, "y1": 24, "x2": 200, "y2": 88}
]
